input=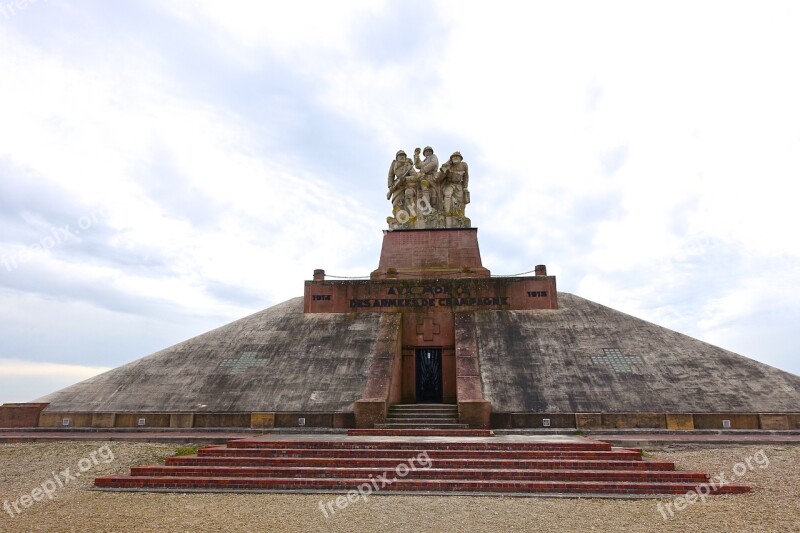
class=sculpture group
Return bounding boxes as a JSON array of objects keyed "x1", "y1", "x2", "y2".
[{"x1": 386, "y1": 147, "x2": 471, "y2": 230}]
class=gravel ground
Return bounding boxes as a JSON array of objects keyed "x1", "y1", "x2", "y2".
[{"x1": 0, "y1": 441, "x2": 797, "y2": 532}]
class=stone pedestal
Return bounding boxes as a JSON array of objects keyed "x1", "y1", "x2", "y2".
[{"x1": 371, "y1": 228, "x2": 490, "y2": 280}]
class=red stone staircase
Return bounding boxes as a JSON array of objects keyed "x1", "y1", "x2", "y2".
[
  {"x1": 375, "y1": 404, "x2": 468, "y2": 429},
  {"x1": 94, "y1": 433, "x2": 750, "y2": 496}
]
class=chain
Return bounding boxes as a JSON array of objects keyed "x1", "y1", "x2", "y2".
[
  {"x1": 491, "y1": 269, "x2": 538, "y2": 277},
  {"x1": 321, "y1": 269, "x2": 538, "y2": 279}
]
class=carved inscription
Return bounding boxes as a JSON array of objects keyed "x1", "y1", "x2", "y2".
[{"x1": 349, "y1": 285, "x2": 509, "y2": 309}]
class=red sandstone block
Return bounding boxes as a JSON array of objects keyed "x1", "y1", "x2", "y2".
[
  {"x1": 98, "y1": 475, "x2": 749, "y2": 496},
  {"x1": 167, "y1": 456, "x2": 675, "y2": 472},
  {"x1": 197, "y1": 448, "x2": 642, "y2": 462},
  {"x1": 198, "y1": 447, "x2": 642, "y2": 462},
  {"x1": 129, "y1": 465, "x2": 706, "y2": 484},
  {"x1": 347, "y1": 429, "x2": 494, "y2": 437},
  {"x1": 225, "y1": 439, "x2": 611, "y2": 452}
]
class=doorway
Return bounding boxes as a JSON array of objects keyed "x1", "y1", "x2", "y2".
[{"x1": 415, "y1": 348, "x2": 443, "y2": 403}]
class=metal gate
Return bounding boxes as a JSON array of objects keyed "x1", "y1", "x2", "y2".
[{"x1": 415, "y1": 348, "x2": 443, "y2": 403}]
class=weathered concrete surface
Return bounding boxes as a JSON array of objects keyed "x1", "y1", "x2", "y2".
[
  {"x1": 354, "y1": 313, "x2": 403, "y2": 427},
  {"x1": 38, "y1": 298, "x2": 380, "y2": 413},
  {"x1": 476, "y1": 292, "x2": 800, "y2": 413},
  {"x1": 33, "y1": 291, "x2": 800, "y2": 421},
  {"x1": 455, "y1": 313, "x2": 491, "y2": 427}
]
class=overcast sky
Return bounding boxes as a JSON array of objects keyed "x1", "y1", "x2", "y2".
[{"x1": 1, "y1": 1, "x2": 799, "y2": 403}]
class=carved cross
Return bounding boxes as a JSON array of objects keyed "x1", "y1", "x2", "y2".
[
  {"x1": 416, "y1": 317, "x2": 441, "y2": 341},
  {"x1": 218, "y1": 352, "x2": 267, "y2": 374},
  {"x1": 590, "y1": 348, "x2": 645, "y2": 373}
]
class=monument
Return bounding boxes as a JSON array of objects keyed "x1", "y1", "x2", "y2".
[
  {"x1": 386, "y1": 147, "x2": 471, "y2": 230},
  {"x1": 1, "y1": 147, "x2": 799, "y2": 432}
]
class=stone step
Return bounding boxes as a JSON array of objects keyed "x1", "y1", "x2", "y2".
[
  {"x1": 95, "y1": 437, "x2": 749, "y2": 497},
  {"x1": 347, "y1": 429, "x2": 493, "y2": 437},
  {"x1": 130, "y1": 465, "x2": 709, "y2": 483},
  {"x1": 383, "y1": 418, "x2": 460, "y2": 425},
  {"x1": 387, "y1": 413, "x2": 459, "y2": 419},
  {"x1": 386, "y1": 414, "x2": 460, "y2": 418},
  {"x1": 389, "y1": 404, "x2": 458, "y2": 410},
  {"x1": 384, "y1": 412, "x2": 459, "y2": 419},
  {"x1": 388, "y1": 408, "x2": 458, "y2": 417},
  {"x1": 200, "y1": 448, "x2": 638, "y2": 461},
  {"x1": 166, "y1": 456, "x2": 676, "y2": 471},
  {"x1": 388, "y1": 410, "x2": 458, "y2": 415},
  {"x1": 95, "y1": 475, "x2": 751, "y2": 495},
  {"x1": 375, "y1": 423, "x2": 471, "y2": 429},
  {"x1": 221, "y1": 440, "x2": 614, "y2": 452}
]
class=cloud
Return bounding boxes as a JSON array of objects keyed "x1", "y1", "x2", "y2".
[
  {"x1": 0, "y1": 359, "x2": 111, "y2": 404},
  {"x1": 0, "y1": 358, "x2": 111, "y2": 379},
  {"x1": 0, "y1": 16, "x2": 379, "y2": 313},
  {"x1": 0, "y1": 0, "x2": 798, "y2": 400}
]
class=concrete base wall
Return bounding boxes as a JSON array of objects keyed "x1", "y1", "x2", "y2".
[
  {"x1": 171, "y1": 413, "x2": 195, "y2": 428},
  {"x1": 34, "y1": 411, "x2": 357, "y2": 429},
  {"x1": 693, "y1": 414, "x2": 760, "y2": 430},
  {"x1": 39, "y1": 412, "x2": 93, "y2": 428},
  {"x1": 7, "y1": 409, "x2": 794, "y2": 430},
  {"x1": 355, "y1": 313, "x2": 403, "y2": 428},
  {"x1": 491, "y1": 413, "x2": 577, "y2": 429},
  {"x1": 91, "y1": 413, "x2": 116, "y2": 428},
  {"x1": 488, "y1": 412, "x2": 800, "y2": 430},
  {"x1": 666, "y1": 414, "x2": 694, "y2": 430}
]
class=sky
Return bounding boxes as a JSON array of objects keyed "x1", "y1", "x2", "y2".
[{"x1": 1, "y1": 1, "x2": 799, "y2": 403}]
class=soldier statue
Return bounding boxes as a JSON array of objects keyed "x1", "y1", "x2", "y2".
[
  {"x1": 413, "y1": 146, "x2": 439, "y2": 215},
  {"x1": 438, "y1": 151, "x2": 470, "y2": 227},
  {"x1": 387, "y1": 150, "x2": 417, "y2": 220}
]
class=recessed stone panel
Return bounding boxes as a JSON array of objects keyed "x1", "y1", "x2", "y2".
[
  {"x1": 666, "y1": 413, "x2": 694, "y2": 430},
  {"x1": 91, "y1": 413, "x2": 116, "y2": 428},
  {"x1": 250, "y1": 412, "x2": 275, "y2": 429},
  {"x1": 193, "y1": 414, "x2": 250, "y2": 427},
  {"x1": 758, "y1": 414, "x2": 789, "y2": 430},
  {"x1": 169, "y1": 413, "x2": 194, "y2": 428},
  {"x1": 602, "y1": 413, "x2": 666, "y2": 429},
  {"x1": 576, "y1": 413, "x2": 602, "y2": 429}
]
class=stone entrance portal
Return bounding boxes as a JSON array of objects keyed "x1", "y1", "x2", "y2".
[
  {"x1": 309, "y1": 227, "x2": 557, "y2": 428},
  {"x1": 415, "y1": 348, "x2": 443, "y2": 403}
]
